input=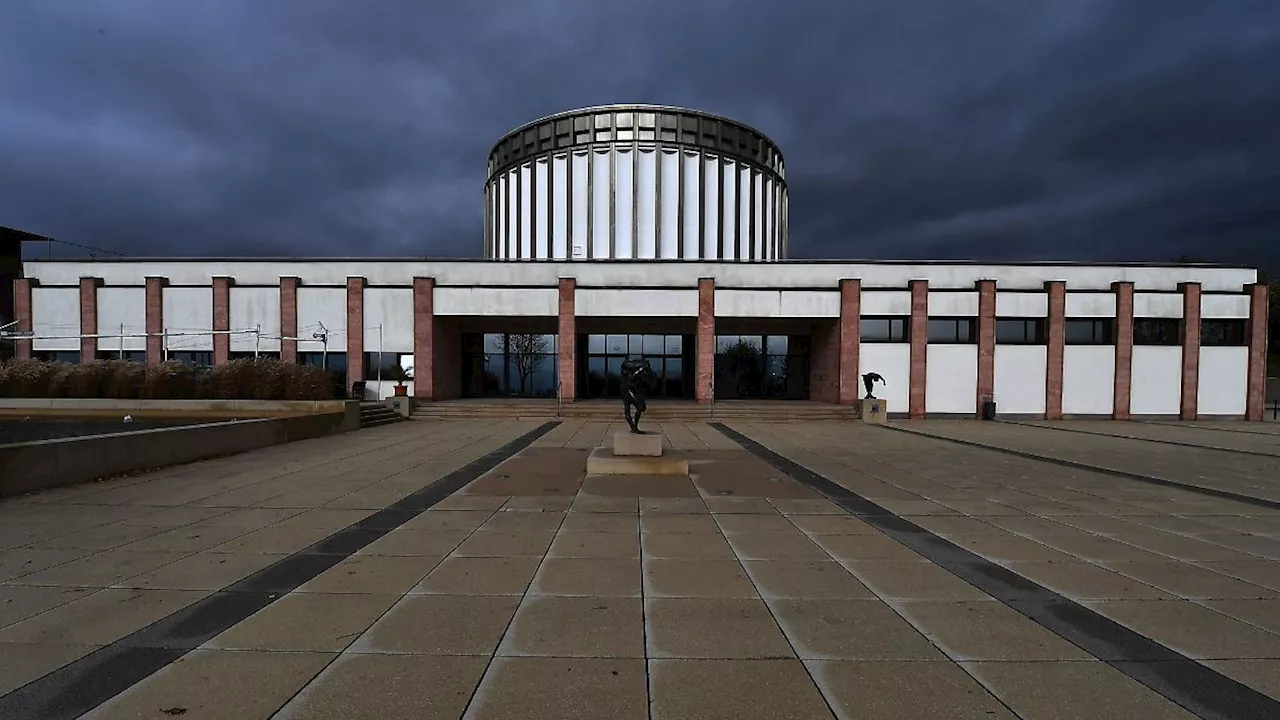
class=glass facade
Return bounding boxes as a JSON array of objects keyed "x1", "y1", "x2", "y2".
[
  {"x1": 582, "y1": 333, "x2": 689, "y2": 398},
  {"x1": 463, "y1": 333, "x2": 559, "y2": 397},
  {"x1": 713, "y1": 334, "x2": 808, "y2": 399}
]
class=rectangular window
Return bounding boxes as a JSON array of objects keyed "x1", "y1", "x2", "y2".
[
  {"x1": 995, "y1": 318, "x2": 1046, "y2": 345},
  {"x1": 1201, "y1": 319, "x2": 1248, "y2": 347},
  {"x1": 1133, "y1": 318, "x2": 1181, "y2": 346},
  {"x1": 170, "y1": 351, "x2": 214, "y2": 367},
  {"x1": 1064, "y1": 319, "x2": 1115, "y2": 345},
  {"x1": 229, "y1": 351, "x2": 281, "y2": 362},
  {"x1": 33, "y1": 350, "x2": 81, "y2": 364},
  {"x1": 96, "y1": 350, "x2": 148, "y2": 363},
  {"x1": 860, "y1": 316, "x2": 909, "y2": 343},
  {"x1": 926, "y1": 317, "x2": 976, "y2": 344},
  {"x1": 363, "y1": 352, "x2": 414, "y2": 379}
]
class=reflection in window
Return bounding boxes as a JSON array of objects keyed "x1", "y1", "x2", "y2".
[
  {"x1": 860, "y1": 317, "x2": 908, "y2": 343},
  {"x1": 995, "y1": 319, "x2": 1046, "y2": 345},
  {"x1": 1065, "y1": 319, "x2": 1114, "y2": 345},
  {"x1": 926, "y1": 318, "x2": 976, "y2": 344},
  {"x1": 1133, "y1": 319, "x2": 1180, "y2": 346},
  {"x1": 1201, "y1": 319, "x2": 1247, "y2": 347}
]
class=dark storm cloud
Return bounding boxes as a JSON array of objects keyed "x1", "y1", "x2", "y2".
[{"x1": 2, "y1": 0, "x2": 1278, "y2": 271}]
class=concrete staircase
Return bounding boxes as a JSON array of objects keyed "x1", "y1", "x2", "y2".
[
  {"x1": 412, "y1": 399, "x2": 860, "y2": 422},
  {"x1": 359, "y1": 403, "x2": 405, "y2": 428}
]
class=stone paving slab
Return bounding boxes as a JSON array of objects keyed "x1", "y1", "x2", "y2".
[{"x1": 4, "y1": 418, "x2": 1280, "y2": 717}]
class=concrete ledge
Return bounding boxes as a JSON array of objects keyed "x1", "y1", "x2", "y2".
[
  {"x1": 586, "y1": 447, "x2": 689, "y2": 476},
  {"x1": 0, "y1": 399, "x2": 357, "y2": 419},
  {"x1": 613, "y1": 432, "x2": 663, "y2": 457},
  {"x1": 0, "y1": 409, "x2": 361, "y2": 498}
]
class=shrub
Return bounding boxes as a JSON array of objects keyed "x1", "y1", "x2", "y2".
[{"x1": 0, "y1": 358, "x2": 334, "y2": 400}]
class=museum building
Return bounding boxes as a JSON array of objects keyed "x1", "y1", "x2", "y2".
[{"x1": 6, "y1": 105, "x2": 1271, "y2": 419}]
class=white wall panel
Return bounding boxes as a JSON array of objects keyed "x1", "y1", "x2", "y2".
[
  {"x1": 362, "y1": 288, "x2": 413, "y2": 352},
  {"x1": 30, "y1": 287, "x2": 80, "y2": 351},
  {"x1": 614, "y1": 147, "x2": 634, "y2": 259},
  {"x1": 519, "y1": 163, "x2": 533, "y2": 259},
  {"x1": 551, "y1": 154, "x2": 568, "y2": 260},
  {"x1": 926, "y1": 345, "x2": 977, "y2": 414},
  {"x1": 682, "y1": 151, "x2": 701, "y2": 259},
  {"x1": 295, "y1": 287, "x2": 347, "y2": 354},
  {"x1": 534, "y1": 159, "x2": 549, "y2": 259},
  {"x1": 861, "y1": 291, "x2": 912, "y2": 316},
  {"x1": 928, "y1": 292, "x2": 979, "y2": 316},
  {"x1": 503, "y1": 172, "x2": 515, "y2": 259},
  {"x1": 754, "y1": 171, "x2": 765, "y2": 261},
  {"x1": 995, "y1": 292, "x2": 1048, "y2": 317},
  {"x1": 1198, "y1": 347, "x2": 1248, "y2": 415},
  {"x1": 1200, "y1": 294, "x2": 1251, "y2": 319},
  {"x1": 859, "y1": 344, "x2": 910, "y2": 415},
  {"x1": 577, "y1": 289, "x2": 697, "y2": 317},
  {"x1": 1130, "y1": 347, "x2": 1181, "y2": 414},
  {"x1": 658, "y1": 150, "x2": 679, "y2": 259},
  {"x1": 163, "y1": 287, "x2": 213, "y2": 351},
  {"x1": 433, "y1": 287, "x2": 557, "y2": 317},
  {"x1": 1065, "y1": 293, "x2": 1116, "y2": 318},
  {"x1": 715, "y1": 290, "x2": 839, "y2": 318},
  {"x1": 739, "y1": 165, "x2": 751, "y2": 260},
  {"x1": 722, "y1": 161, "x2": 737, "y2": 261},
  {"x1": 592, "y1": 150, "x2": 610, "y2": 258},
  {"x1": 94, "y1": 287, "x2": 145, "y2": 352},
  {"x1": 1134, "y1": 293, "x2": 1182, "y2": 318},
  {"x1": 571, "y1": 151, "x2": 589, "y2": 259},
  {"x1": 703, "y1": 156, "x2": 719, "y2": 260},
  {"x1": 1062, "y1": 346, "x2": 1115, "y2": 415},
  {"x1": 765, "y1": 178, "x2": 775, "y2": 262},
  {"x1": 636, "y1": 148, "x2": 657, "y2": 259},
  {"x1": 994, "y1": 346, "x2": 1046, "y2": 414},
  {"x1": 229, "y1": 287, "x2": 281, "y2": 352}
]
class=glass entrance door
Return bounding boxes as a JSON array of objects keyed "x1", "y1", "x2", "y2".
[{"x1": 582, "y1": 334, "x2": 690, "y2": 399}]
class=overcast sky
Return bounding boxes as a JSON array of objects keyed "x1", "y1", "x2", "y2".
[{"x1": 2, "y1": 1, "x2": 1278, "y2": 271}]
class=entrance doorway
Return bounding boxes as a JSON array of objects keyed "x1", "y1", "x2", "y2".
[{"x1": 581, "y1": 333, "x2": 692, "y2": 399}]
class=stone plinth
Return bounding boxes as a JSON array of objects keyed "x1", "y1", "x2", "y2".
[
  {"x1": 861, "y1": 397, "x2": 887, "y2": 425},
  {"x1": 613, "y1": 432, "x2": 663, "y2": 457},
  {"x1": 385, "y1": 396, "x2": 413, "y2": 418}
]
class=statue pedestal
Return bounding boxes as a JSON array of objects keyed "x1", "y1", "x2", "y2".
[
  {"x1": 860, "y1": 398, "x2": 888, "y2": 425},
  {"x1": 586, "y1": 433, "x2": 688, "y2": 476}
]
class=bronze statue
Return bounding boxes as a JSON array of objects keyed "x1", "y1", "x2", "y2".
[
  {"x1": 862, "y1": 372, "x2": 886, "y2": 399},
  {"x1": 620, "y1": 357, "x2": 658, "y2": 434}
]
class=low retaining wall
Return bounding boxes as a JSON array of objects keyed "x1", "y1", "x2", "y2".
[{"x1": 0, "y1": 403, "x2": 361, "y2": 498}]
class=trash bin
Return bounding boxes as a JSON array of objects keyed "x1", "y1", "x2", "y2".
[{"x1": 981, "y1": 396, "x2": 997, "y2": 421}]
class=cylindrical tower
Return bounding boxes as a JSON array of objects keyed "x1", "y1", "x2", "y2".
[{"x1": 484, "y1": 105, "x2": 787, "y2": 261}]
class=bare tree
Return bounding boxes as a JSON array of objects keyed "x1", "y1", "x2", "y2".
[{"x1": 507, "y1": 333, "x2": 551, "y2": 395}]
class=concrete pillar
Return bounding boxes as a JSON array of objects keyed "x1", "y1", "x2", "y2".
[
  {"x1": 79, "y1": 276, "x2": 101, "y2": 363},
  {"x1": 1044, "y1": 281, "x2": 1066, "y2": 420},
  {"x1": 1179, "y1": 282, "x2": 1202, "y2": 420},
  {"x1": 696, "y1": 277, "x2": 715, "y2": 404},
  {"x1": 346, "y1": 276, "x2": 366, "y2": 390},
  {"x1": 413, "y1": 276, "x2": 434, "y2": 401},
  {"x1": 909, "y1": 279, "x2": 928, "y2": 419},
  {"x1": 1112, "y1": 281, "x2": 1134, "y2": 420},
  {"x1": 837, "y1": 279, "x2": 861, "y2": 406},
  {"x1": 279, "y1": 276, "x2": 299, "y2": 364},
  {"x1": 976, "y1": 279, "x2": 996, "y2": 415},
  {"x1": 1246, "y1": 282, "x2": 1270, "y2": 421},
  {"x1": 13, "y1": 277, "x2": 35, "y2": 360},
  {"x1": 212, "y1": 276, "x2": 232, "y2": 365},
  {"x1": 558, "y1": 277, "x2": 576, "y2": 402},
  {"x1": 145, "y1": 276, "x2": 167, "y2": 365}
]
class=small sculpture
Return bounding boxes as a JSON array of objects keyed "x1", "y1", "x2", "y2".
[
  {"x1": 862, "y1": 372, "x2": 886, "y2": 399},
  {"x1": 620, "y1": 357, "x2": 658, "y2": 434}
]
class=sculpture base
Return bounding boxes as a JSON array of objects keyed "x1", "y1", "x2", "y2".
[
  {"x1": 586, "y1": 445, "x2": 688, "y2": 476},
  {"x1": 861, "y1": 398, "x2": 888, "y2": 425},
  {"x1": 613, "y1": 432, "x2": 663, "y2": 457}
]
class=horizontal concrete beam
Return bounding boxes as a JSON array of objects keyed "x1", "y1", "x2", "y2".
[{"x1": 0, "y1": 407, "x2": 361, "y2": 497}]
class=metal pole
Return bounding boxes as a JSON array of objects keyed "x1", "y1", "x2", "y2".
[
  {"x1": 378, "y1": 323, "x2": 383, "y2": 385},
  {"x1": 163, "y1": 328, "x2": 168, "y2": 362},
  {"x1": 119, "y1": 322, "x2": 124, "y2": 359},
  {"x1": 255, "y1": 324, "x2": 261, "y2": 359}
]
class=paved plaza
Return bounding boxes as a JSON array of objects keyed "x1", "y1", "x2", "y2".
[{"x1": 1, "y1": 415, "x2": 1279, "y2": 719}]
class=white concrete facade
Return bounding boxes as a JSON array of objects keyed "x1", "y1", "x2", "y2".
[{"x1": 16, "y1": 258, "x2": 1263, "y2": 417}]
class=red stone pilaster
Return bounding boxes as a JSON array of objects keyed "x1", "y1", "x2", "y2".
[
  {"x1": 909, "y1": 279, "x2": 928, "y2": 419},
  {"x1": 558, "y1": 278, "x2": 576, "y2": 402},
  {"x1": 1246, "y1": 282, "x2": 1269, "y2": 421},
  {"x1": 837, "y1": 279, "x2": 861, "y2": 405},
  {"x1": 279, "y1": 276, "x2": 299, "y2": 364},
  {"x1": 1179, "y1": 282, "x2": 1202, "y2": 420},
  {"x1": 211, "y1": 276, "x2": 232, "y2": 365},
  {"x1": 79, "y1": 276, "x2": 101, "y2": 362},
  {"x1": 1113, "y1": 282, "x2": 1134, "y2": 420},
  {"x1": 13, "y1": 278, "x2": 35, "y2": 360},
  {"x1": 145, "y1": 276, "x2": 167, "y2": 365},
  {"x1": 413, "y1": 277, "x2": 435, "y2": 401},
  {"x1": 976, "y1": 279, "x2": 996, "y2": 414},
  {"x1": 1044, "y1": 281, "x2": 1066, "y2": 420},
  {"x1": 696, "y1": 278, "x2": 715, "y2": 403},
  {"x1": 346, "y1": 276, "x2": 366, "y2": 389}
]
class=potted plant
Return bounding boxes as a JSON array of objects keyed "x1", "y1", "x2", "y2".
[{"x1": 384, "y1": 362, "x2": 412, "y2": 397}]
